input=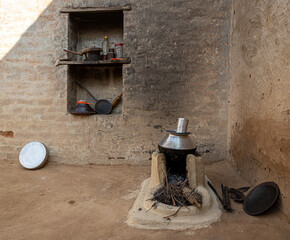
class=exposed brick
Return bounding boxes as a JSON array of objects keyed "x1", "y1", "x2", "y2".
[
  {"x1": 0, "y1": 131, "x2": 14, "y2": 138},
  {"x1": 0, "y1": 0, "x2": 231, "y2": 165}
]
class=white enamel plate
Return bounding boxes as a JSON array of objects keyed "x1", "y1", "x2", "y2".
[{"x1": 19, "y1": 142, "x2": 48, "y2": 169}]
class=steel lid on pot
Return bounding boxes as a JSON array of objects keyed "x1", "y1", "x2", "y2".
[{"x1": 158, "y1": 118, "x2": 196, "y2": 151}]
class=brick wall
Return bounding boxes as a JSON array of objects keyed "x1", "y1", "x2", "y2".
[{"x1": 0, "y1": 0, "x2": 231, "y2": 164}]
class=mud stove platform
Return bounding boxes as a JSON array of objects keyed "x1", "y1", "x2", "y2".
[{"x1": 127, "y1": 119, "x2": 222, "y2": 230}]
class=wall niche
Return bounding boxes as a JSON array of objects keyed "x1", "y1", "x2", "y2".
[{"x1": 60, "y1": 5, "x2": 131, "y2": 115}]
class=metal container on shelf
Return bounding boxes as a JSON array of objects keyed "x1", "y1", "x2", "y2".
[
  {"x1": 71, "y1": 100, "x2": 96, "y2": 115},
  {"x1": 108, "y1": 48, "x2": 115, "y2": 59},
  {"x1": 115, "y1": 43, "x2": 123, "y2": 58}
]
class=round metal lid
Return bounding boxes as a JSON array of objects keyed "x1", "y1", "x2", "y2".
[
  {"x1": 158, "y1": 133, "x2": 196, "y2": 150},
  {"x1": 19, "y1": 142, "x2": 48, "y2": 170},
  {"x1": 243, "y1": 182, "x2": 279, "y2": 215}
]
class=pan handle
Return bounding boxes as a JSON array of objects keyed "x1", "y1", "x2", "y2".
[
  {"x1": 111, "y1": 93, "x2": 123, "y2": 108},
  {"x1": 75, "y1": 80, "x2": 98, "y2": 103},
  {"x1": 63, "y1": 49, "x2": 83, "y2": 56}
]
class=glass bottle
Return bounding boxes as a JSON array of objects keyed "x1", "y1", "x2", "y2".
[{"x1": 102, "y1": 36, "x2": 109, "y2": 60}]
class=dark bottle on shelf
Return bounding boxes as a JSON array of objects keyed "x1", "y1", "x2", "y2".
[{"x1": 108, "y1": 48, "x2": 115, "y2": 59}]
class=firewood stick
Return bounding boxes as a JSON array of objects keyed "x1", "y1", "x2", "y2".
[
  {"x1": 173, "y1": 196, "x2": 189, "y2": 209},
  {"x1": 163, "y1": 188, "x2": 195, "y2": 219},
  {"x1": 163, "y1": 205, "x2": 183, "y2": 219},
  {"x1": 171, "y1": 194, "x2": 176, "y2": 206},
  {"x1": 146, "y1": 202, "x2": 158, "y2": 213},
  {"x1": 146, "y1": 188, "x2": 165, "y2": 201}
]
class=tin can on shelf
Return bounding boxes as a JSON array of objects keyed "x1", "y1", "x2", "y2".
[
  {"x1": 115, "y1": 43, "x2": 123, "y2": 58},
  {"x1": 108, "y1": 48, "x2": 115, "y2": 59}
]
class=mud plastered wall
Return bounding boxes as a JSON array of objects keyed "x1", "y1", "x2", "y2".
[
  {"x1": 229, "y1": 0, "x2": 290, "y2": 218},
  {"x1": 0, "y1": 0, "x2": 231, "y2": 164}
]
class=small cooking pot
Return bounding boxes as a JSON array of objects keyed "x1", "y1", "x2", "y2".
[
  {"x1": 71, "y1": 100, "x2": 96, "y2": 115},
  {"x1": 64, "y1": 48, "x2": 102, "y2": 61}
]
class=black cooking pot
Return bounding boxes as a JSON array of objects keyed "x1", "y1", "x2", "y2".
[
  {"x1": 158, "y1": 146, "x2": 196, "y2": 175},
  {"x1": 71, "y1": 100, "x2": 96, "y2": 115},
  {"x1": 158, "y1": 119, "x2": 197, "y2": 175}
]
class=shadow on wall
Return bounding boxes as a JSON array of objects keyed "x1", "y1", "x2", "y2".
[
  {"x1": 0, "y1": 0, "x2": 195, "y2": 114},
  {"x1": 0, "y1": 0, "x2": 231, "y2": 163}
]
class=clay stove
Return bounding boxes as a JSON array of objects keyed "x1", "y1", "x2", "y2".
[{"x1": 127, "y1": 118, "x2": 222, "y2": 230}]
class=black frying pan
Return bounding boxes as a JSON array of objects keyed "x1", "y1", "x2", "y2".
[{"x1": 75, "y1": 80, "x2": 122, "y2": 114}]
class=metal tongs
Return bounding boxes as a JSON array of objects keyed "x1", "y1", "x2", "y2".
[{"x1": 207, "y1": 181, "x2": 250, "y2": 212}]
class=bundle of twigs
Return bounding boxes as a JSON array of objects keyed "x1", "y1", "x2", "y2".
[
  {"x1": 153, "y1": 178, "x2": 190, "y2": 206},
  {"x1": 147, "y1": 173, "x2": 202, "y2": 219}
]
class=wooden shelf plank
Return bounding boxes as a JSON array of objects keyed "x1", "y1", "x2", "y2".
[
  {"x1": 60, "y1": 5, "x2": 131, "y2": 13},
  {"x1": 56, "y1": 58, "x2": 131, "y2": 66}
]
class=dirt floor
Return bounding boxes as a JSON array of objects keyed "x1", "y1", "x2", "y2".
[{"x1": 0, "y1": 160, "x2": 289, "y2": 240}]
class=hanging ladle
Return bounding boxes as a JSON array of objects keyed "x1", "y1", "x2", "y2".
[{"x1": 75, "y1": 80, "x2": 122, "y2": 114}]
